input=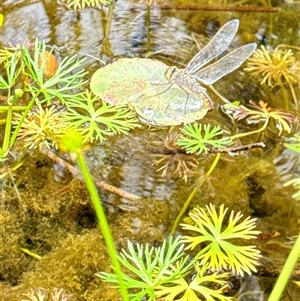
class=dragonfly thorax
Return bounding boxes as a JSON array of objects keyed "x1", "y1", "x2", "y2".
[{"x1": 164, "y1": 66, "x2": 178, "y2": 80}]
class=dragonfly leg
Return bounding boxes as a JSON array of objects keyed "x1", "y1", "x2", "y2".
[{"x1": 134, "y1": 82, "x2": 173, "y2": 103}]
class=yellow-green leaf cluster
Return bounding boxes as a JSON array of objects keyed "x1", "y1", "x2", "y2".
[{"x1": 181, "y1": 203, "x2": 261, "y2": 276}]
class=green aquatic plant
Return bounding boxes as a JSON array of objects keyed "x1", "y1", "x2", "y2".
[
  {"x1": 97, "y1": 236, "x2": 192, "y2": 301},
  {"x1": 244, "y1": 45, "x2": 300, "y2": 106},
  {"x1": 0, "y1": 39, "x2": 87, "y2": 160},
  {"x1": 61, "y1": 130, "x2": 129, "y2": 301},
  {"x1": 97, "y1": 205, "x2": 261, "y2": 300},
  {"x1": 0, "y1": 51, "x2": 25, "y2": 160},
  {"x1": 181, "y1": 203, "x2": 261, "y2": 276},
  {"x1": 154, "y1": 263, "x2": 232, "y2": 301},
  {"x1": 268, "y1": 233, "x2": 300, "y2": 301},
  {"x1": 177, "y1": 123, "x2": 230, "y2": 155},
  {"x1": 21, "y1": 288, "x2": 73, "y2": 301},
  {"x1": 13, "y1": 106, "x2": 68, "y2": 150},
  {"x1": 151, "y1": 130, "x2": 199, "y2": 182},
  {"x1": 21, "y1": 39, "x2": 87, "y2": 105},
  {"x1": 245, "y1": 45, "x2": 299, "y2": 87},
  {"x1": 62, "y1": 89, "x2": 139, "y2": 143},
  {"x1": 283, "y1": 134, "x2": 300, "y2": 201},
  {"x1": 223, "y1": 100, "x2": 296, "y2": 137},
  {"x1": 63, "y1": 0, "x2": 113, "y2": 9}
]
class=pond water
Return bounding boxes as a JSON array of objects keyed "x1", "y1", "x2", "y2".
[{"x1": 0, "y1": 0, "x2": 300, "y2": 300}]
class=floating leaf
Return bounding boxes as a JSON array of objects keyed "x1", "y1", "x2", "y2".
[
  {"x1": 90, "y1": 58, "x2": 212, "y2": 126},
  {"x1": 90, "y1": 58, "x2": 168, "y2": 106}
]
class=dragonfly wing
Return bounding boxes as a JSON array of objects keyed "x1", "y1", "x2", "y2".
[
  {"x1": 195, "y1": 43, "x2": 257, "y2": 85},
  {"x1": 185, "y1": 19, "x2": 240, "y2": 73}
]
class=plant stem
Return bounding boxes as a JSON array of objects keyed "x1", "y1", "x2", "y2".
[
  {"x1": 101, "y1": 0, "x2": 115, "y2": 56},
  {"x1": 0, "y1": 106, "x2": 27, "y2": 111},
  {"x1": 20, "y1": 247, "x2": 42, "y2": 260},
  {"x1": 2, "y1": 103, "x2": 13, "y2": 155},
  {"x1": 8, "y1": 92, "x2": 39, "y2": 153},
  {"x1": 268, "y1": 233, "x2": 300, "y2": 301},
  {"x1": 43, "y1": 149, "x2": 142, "y2": 201},
  {"x1": 230, "y1": 117, "x2": 269, "y2": 141},
  {"x1": 170, "y1": 153, "x2": 221, "y2": 235},
  {"x1": 75, "y1": 149, "x2": 129, "y2": 301}
]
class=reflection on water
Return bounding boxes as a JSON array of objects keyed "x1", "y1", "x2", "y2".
[
  {"x1": 1, "y1": 0, "x2": 300, "y2": 300},
  {"x1": 1, "y1": 1, "x2": 51, "y2": 42},
  {"x1": 1, "y1": 0, "x2": 195, "y2": 66}
]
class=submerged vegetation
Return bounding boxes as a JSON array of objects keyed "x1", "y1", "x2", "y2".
[
  {"x1": 245, "y1": 45, "x2": 300, "y2": 108},
  {"x1": 0, "y1": 1, "x2": 299, "y2": 301},
  {"x1": 98, "y1": 204, "x2": 261, "y2": 300},
  {"x1": 62, "y1": 0, "x2": 114, "y2": 9}
]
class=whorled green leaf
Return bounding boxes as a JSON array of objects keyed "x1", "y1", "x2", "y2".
[
  {"x1": 97, "y1": 236, "x2": 192, "y2": 301},
  {"x1": 63, "y1": 0, "x2": 112, "y2": 10},
  {"x1": 155, "y1": 263, "x2": 233, "y2": 301},
  {"x1": 180, "y1": 203, "x2": 261, "y2": 276},
  {"x1": 62, "y1": 90, "x2": 139, "y2": 143},
  {"x1": 177, "y1": 123, "x2": 230, "y2": 154},
  {"x1": 21, "y1": 39, "x2": 87, "y2": 105}
]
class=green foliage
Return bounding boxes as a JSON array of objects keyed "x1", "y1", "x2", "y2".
[
  {"x1": 97, "y1": 236, "x2": 192, "y2": 301},
  {"x1": 177, "y1": 123, "x2": 230, "y2": 155},
  {"x1": 63, "y1": 0, "x2": 113, "y2": 9},
  {"x1": 223, "y1": 100, "x2": 296, "y2": 136},
  {"x1": 155, "y1": 263, "x2": 233, "y2": 301},
  {"x1": 0, "y1": 52, "x2": 23, "y2": 91},
  {"x1": 284, "y1": 178, "x2": 300, "y2": 201},
  {"x1": 283, "y1": 134, "x2": 300, "y2": 200},
  {"x1": 61, "y1": 129, "x2": 84, "y2": 154},
  {"x1": 285, "y1": 134, "x2": 300, "y2": 153},
  {"x1": 0, "y1": 40, "x2": 139, "y2": 161},
  {"x1": 0, "y1": 39, "x2": 87, "y2": 160},
  {"x1": 21, "y1": 39, "x2": 87, "y2": 105},
  {"x1": 181, "y1": 203, "x2": 261, "y2": 276},
  {"x1": 62, "y1": 131, "x2": 130, "y2": 301},
  {"x1": 21, "y1": 288, "x2": 74, "y2": 301},
  {"x1": 97, "y1": 205, "x2": 261, "y2": 300},
  {"x1": 13, "y1": 106, "x2": 68, "y2": 150},
  {"x1": 268, "y1": 234, "x2": 300, "y2": 301},
  {"x1": 62, "y1": 90, "x2": 139, "y2": 143}
]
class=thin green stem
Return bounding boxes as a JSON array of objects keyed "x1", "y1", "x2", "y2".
[
  {"x1": 230, "y1": 117, "x2": 269, "y2": 141},
  {"x1": 8, "y1": 99, "x2": 35, "y2": 153},
  {"x1": 288, "y1": 81, "x2": 298, "y2": 110},
  {"x1": 268, "y1": 233, "x2": 300, "y2": 301},
  {"x1": 170, "y1": 153, "x2": 221, "y2": 235},
  {"x1": 2, "y1": 104, "x2": 13, "y2": 155},
  {"x1": 206, "y1": 152, "x2": 221, "y2": 176},
  {"x1": 0, "y1": 106, "x2": 27, "y2": 112},
  {"x1": 75, "y1": 149, "x2": 129, "y2": 301},
  {"x1": 20, "y1": 247, "x2": 42, "y2": 260}
]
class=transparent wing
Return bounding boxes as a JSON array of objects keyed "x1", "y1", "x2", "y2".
[
  {"x1": 195, "y1": 43, "x2": 257, "y2": 85},
  {"x1": 185, "y1": 19, "x2": 239, "y2": 74}
]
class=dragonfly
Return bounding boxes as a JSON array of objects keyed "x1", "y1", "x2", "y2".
[{"x1": 129, "y1": 19, "x2": 257, "y2": 126}]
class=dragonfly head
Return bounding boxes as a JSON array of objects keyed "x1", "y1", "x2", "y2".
[{"x1": 164, "y1": 66, "x2": 177, "y2": 80}]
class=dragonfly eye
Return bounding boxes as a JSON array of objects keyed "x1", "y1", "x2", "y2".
[{"x1": 164, "y1": 66, "x2": 177, "y2": 80}]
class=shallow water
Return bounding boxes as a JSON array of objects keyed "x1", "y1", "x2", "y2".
[{"x1": 1, "y1": 0, "x2": 300, "y2": 300}]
